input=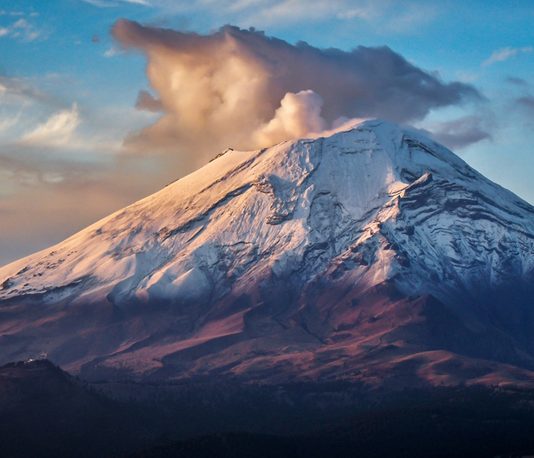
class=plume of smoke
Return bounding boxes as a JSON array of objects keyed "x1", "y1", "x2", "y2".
[
  {"x1": 113, "y1": 20, "x2": 481, "y2": 167},
  {"x1": 254, "y1": 90, "x2": 326, "y2": 145}
]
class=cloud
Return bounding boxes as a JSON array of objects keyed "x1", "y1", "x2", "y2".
[
  {"x1": 517, "y1": 95, "x2": 534, "y2": 109},
  {"x1": 0, "y1": 71, "x2": 163, "y2": 267},
  {"x1": 103, "y1": 45, "x2": 125, "y2": 57},
  {"x1": 0, "y1": 113, "x2": 20, "y2": 133},
  {"x1": 82, "y1": 0, "x2": 151, "y2": 7},
  {"x1": 235, "y1": 0, "x2": 372, "y2": 26},
  {"x1": 112, "y1": 20, "x2": 481, "y2": 167},
  {"x1": 0, "y1": 74, "x2": 130, "y2": 153},
  {"x1": 0, "y1": 75, "x2": 72, "y2": 147},
  {"x1": 506, "y1": 76, "x2": 529, "y2": 87},
  {"x1": 0, "y1": 131, "x2": 165, "y2": 266},
  {"x1": 131, "y1": 0, "x2": 439, "y2": 32},
  {"x1": 0, "y1": 152, "x2": 158, "y2": 266},
  {"x1": 455, "y1": 70, "x2": 479, "y2": 83},
  {"x1": 0, "y1": 10, "x2": 26, "y2": 17},
  {"x1": 0, "y1": 17, "x2": 42, "y2": 42},
  {"x1": 0, "y1": 75, "x2": 53, "y2": 104},
  {"x1": 20, "y1": 104, "x2": 80, "y2": 147},
  {"x1": 381, "y1": 3, "x2": 438, "y2": 33},
  {"x1": 0, "y1": 126, "x2": 174, "y2": 264},
  {"x1": 427, "y1": 115, "x2": 492, "y2": 150},
  {"x1": 514, "y1": 95, "x2": 534, "y2": 128},
  {"x1": 254, "y1": 90, "x2": 327, "y2": 145},
  {"x1": 483, "y1": 46, "x2": 533, "y2": 66},
  {"x1": 135, "y1": 89, "x2": 163, "y2": 112}
]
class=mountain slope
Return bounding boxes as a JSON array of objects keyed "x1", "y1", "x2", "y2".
[{"x1": 1, "y1": 119, "x2": 533, "y2": 386}]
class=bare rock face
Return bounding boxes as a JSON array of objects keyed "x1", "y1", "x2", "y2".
[{"x1": 1, "y1": 119, "x2": 534, "y2": 387}]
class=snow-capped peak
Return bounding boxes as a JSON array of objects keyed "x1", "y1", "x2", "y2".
[{"x1": 1, "y1": 119, "x2": 533, "y2": 386}]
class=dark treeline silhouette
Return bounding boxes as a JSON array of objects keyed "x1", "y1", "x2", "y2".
[{"x1": 2, "y1": 360, "x2": 534, "y2": 457}]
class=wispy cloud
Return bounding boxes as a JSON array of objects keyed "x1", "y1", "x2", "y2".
[
  {"x1": 426, "y1": 115, "x2": 493, "y2": 150},
  {"x1": 121, "y1": 0, "x2": 439, "y2": 32},
  {"x1": 82, "y1": 0, "x2": 151, "y2": 7},
  {"x1": 20, "y1": 104, "x2": 80, "y2": 147},
  {"x1": 0, "y1": 10, "x2": 26, "y2": 17},
  {"x1": 0, "y1": 149, "x2": 157, "y2": 266},
  {"x1": 103, "y1": 46, "x2": 123, "y2": 57},
  {"x1": 517, "y1": 95, "x2": 534, "y2": 113},
  {"x1": 0, "y1": 73, "x2": 150, "y2": 157},
  {"x1": 0, "y1": 75, "x2": 56, "y2": 105},
  {"x1": 506, "y1": 76, "x2": 529, "y2": 87},
  {"x1": 382, "y1": 3, "x2": 439, "y2": 33},
  {"x1": 0, "y1": 113, "x2": 21, "y2": 133},
  {"x1": 0, "y1": 17, "x2": 42, "y2": 42},
  {"x1": 483, "y1": 46, "x2": 533, "y2": 66},
  {"x1": 455, "y1": 70, "x2": 479, "y2": 83},
  {"x1": 236, "y1": 0, "x2": 373, "y2": 26}
]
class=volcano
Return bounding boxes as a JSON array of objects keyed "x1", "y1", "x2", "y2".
[{"x1": 1, "y1": 119, "x2": 533, "y2": 387}]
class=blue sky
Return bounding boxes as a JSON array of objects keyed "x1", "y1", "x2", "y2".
[{"x1": 0, "y1": 0, "x2": 533, "y2": 265}]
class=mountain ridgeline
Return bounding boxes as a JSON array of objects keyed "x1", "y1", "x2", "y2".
[{"x1": 0, "y1": 119, "x2": 533, "y2": 387}]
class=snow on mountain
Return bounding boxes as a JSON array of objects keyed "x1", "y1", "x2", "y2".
[{"x1": 1, "y1": 119, "x2": 534, "y2": 386}]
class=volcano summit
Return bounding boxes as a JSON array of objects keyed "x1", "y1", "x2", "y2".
[{"x1": 1, "y1": 120, "x2": 533, "y2": 387}]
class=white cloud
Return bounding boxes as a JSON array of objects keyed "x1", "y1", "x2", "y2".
[
  {"x1": 103, "y1": 46, "x2": 123, "y2": 57},
  {"x1": 483, "y1": 46, "x2": 533, "y2": 66},
  {"x1": 0, "y1": 17, "x2": 42, "y2": 41},
  {"x1": 0, "y1": 74, "x2": 148, "y2": 158},
  {"x1": 21, "y1": 104, "x2": 80, "y2": 147}
]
